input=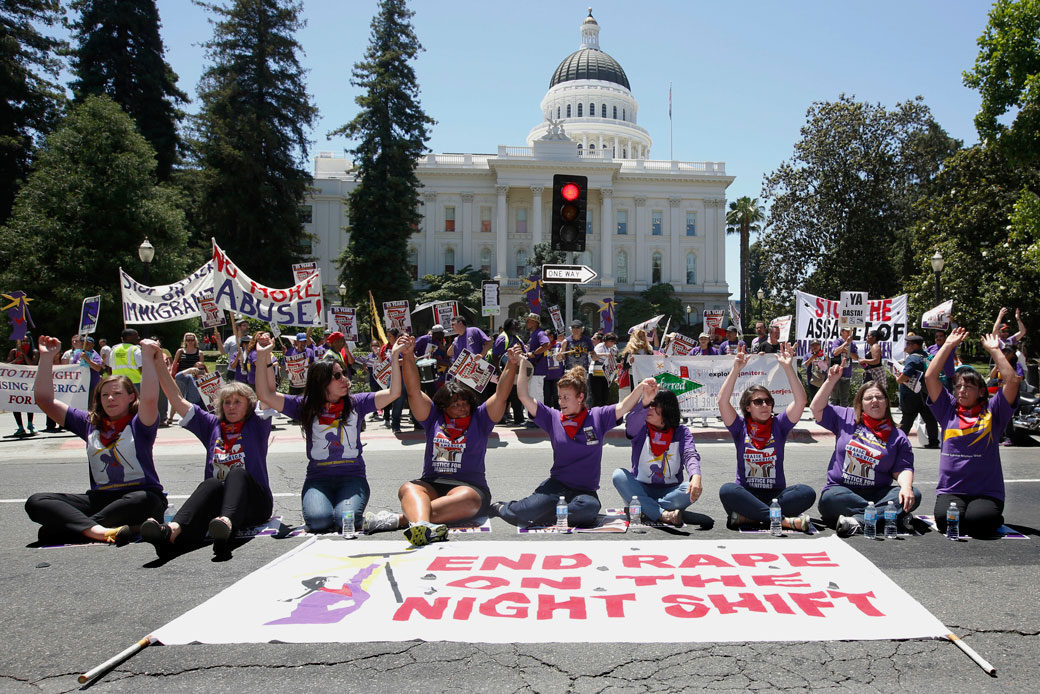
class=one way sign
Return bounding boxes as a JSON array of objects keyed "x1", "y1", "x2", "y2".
[{"x1": 541, "y1": 264, "x2": 598, "y2": 284}]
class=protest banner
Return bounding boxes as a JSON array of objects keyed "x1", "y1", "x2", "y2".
[
  {"x1": 448, "y1": 349, "x2": 495, "y2": 392},
  {"x1": 198, "y1": 295, "x2": 225, "y2": 329},
  {"x1": 839, "y1": 292, "x2": 868, "y2": 330},
  {"x1": 434, "y1": 301, "x2": 459, "y2": 328},
  {"x1": 921, "y1": 300, "x2": 953, "y2": 331},
  {"x1": 770, "y1": 315, "x2": 793, "y2": 343},
  {"x1": 631, "y1": 354, "x2": 794, "y2": 417},
  {"x1": 703, "y1": 309, "x2": 726, "y2": 341},
  {"x1": 2, "y1": 290, "x2": 35, "y2": 341},
  {"x1": 211, "y1": 243, "x2": 323, "y2": 328},
  {"x1": 728, "y1": 300, "x2": 742, "y2": 336},
  {"x1": 548, "y1": 305, "x2": 564, "y2": 332},
  {"x1": 598, "y1": 298, "x2": 615, "y2": 333},
  {"x1": 795, "y1": 291, "x2": 908, "y2": 361},
  {"x1": 0, "y1": 364, "x2": 88, "y2": 413},
  {"x1": 79, "y1": 296, "x2": 100, "y2": 335},
  {"x1": 602, "y1": 352, "x2": 619, "y2": 384},
  {"x1": 328, "y1": 306, "x2": 357, "y2": 341},
  {"x1": 481, "y1": 281, "x2": 500, "y2": 317},
  {"x1": 382, "y1": 300, "x2": 411, "y2": 333},
  {"x1": 629, "y1": 314, "x2": 665, "y2": 336},
  {"x1": 284, "y1": 353, "x2": 308, "y2": 388},
  {"x1": 120, "y1": 262, "x2": 214, "y2": 325},
  {"x1": 522, "y1": 274, "x2": 542, "y2": 314},
  {"x1": 292, "y1": 262, "x2": 319, "y2": 285},
  {"x1": 194, "y1": 371, "x2": 223, "y2": 409},
  {"x1": 151, "y1": 537, "x2": 948, "y2": 646},
  {"x1": 665, "y1": 333, "x2": 697, "y2": 357}
]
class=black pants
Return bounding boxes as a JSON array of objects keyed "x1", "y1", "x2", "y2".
[
  {"x1": 173, "y1": 467, "x2": 273, "y2": 544},
  {"x1": 543, "y1": 378, "x2": 559, "y2": 410},
  {"x1": 26, "y1": 487, "x2": 166, "y2": 535},
  {"x1": 899, "y1": 390, "x2": 939, "y2": 445},
  {"x1": 934, "y1": 493, "x2": 1004, "y2": 537},
  {"x1": 590, "y1": 375, "x2": 608, "y2": 408}
]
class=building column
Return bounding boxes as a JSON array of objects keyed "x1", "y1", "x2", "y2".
[
  {"x1": 704, "y1": 198, "x2": 722, "y2": 283},
  {"x1": 600, "y1": 187, "x2": 613, "y2": 284},
  {"x1": 495, "y1": 185, "x2": 509, "y2": 278},
  {"x1": 714, "y1": 198, "x2": 727, "y2": 283},
  {"x1": 530, "y1": 186, "x2": 543, "y2": 248},
  {"x1": 669, "y1": 197, "x2": 681, "y2": 286},
  {"x1": 423, "y1": 192, "x2": 437, "y2": 276},
  {"x1": 634, "y1": 196, "x2": 647, "y2": 285},
  {"x1": 460, "y1": 192, "x2": 474, "y2": 270}
]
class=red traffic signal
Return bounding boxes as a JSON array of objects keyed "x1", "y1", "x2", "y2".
[
  {"x1": 561, "y1": 182, "x2": 580, "y2": 201},
  {"x1": 551, "y1": 174, "x2": 588, "y2": 253}
]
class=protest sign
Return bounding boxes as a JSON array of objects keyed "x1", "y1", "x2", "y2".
[
  {"x1": 0, "y1": 364, "x2": 88, "y2": 413},
  {"x1": 481, "y1": 281, "x2": 500, "y2": 317},
  {"x1": 292, "y1": 262, "x2": 319, "y2": 285},
  {"x1": 839, "y1": 292, "x2": 868, "y2": 330},
  {"x1": 728, "y1": 300, "x2": 742, "y2": 336},
  {"x1": 120, "y1": 262, "x2": 214, "y2": 324},
  {"x1": 703, "y1": 309, "x2": 726, "y2": 341},
  {"x1": 629, "y1": 314, "x2": 665, "y2": 336},
  {"x1": 598, "y1": 298, "x2": 615, "y2": 333},
  {"x1": 448, "y1": 349, "x2": 495, "y2": 392},
  {"x1": 602, "y1": 352, "x2": 619, "y2": 384},
  {"x1": 382, "y1": 300, "x2": 411, "y2": 333},
  {"x1": 921, "y1": 300, "x2": 953, "y2": 331},
  {"x1": 194, "y1": 371, "x2": 223, "y2": 409},
  {"x1": 198, "y1": 295, "x2": 225, "y2": 329},
  {"x1": 665, "y1": 333, "x2": 697, "y2": 356},
  {"x1": 211, "y1": 243, "x2": 323, "y2": 327},
  {"x1": 795, "y1": 291, "x2": 908, "y2": 362},
  {"x1": 2, "y1": 290, "x2": 35, "y2": 341},
  {"x1": 631, "y1": 354, "x2": 794, "y2": 417},
  {"x1": 152, "y1": 537, "x2": 948, "y2": 646},
  {"x1": 548, "y1": 305, "x2": 564, "y2": 332},
  {"x1": 79, "y1": 296, "x2": 100, "y2": 335},
  {"x1": 770, "y1": 315, "x2": 792, "y2": 343},
  {"x1": 284, "y1": 353, "x2": 308, "y2": 388},
  {"x1": 373, "y1": 357, "x2": 392, "y2": 389},
  {"x1": 328, "y1": 306, "x2": 357, "y2": 341},
  {"x1": 434, "y1": 301, "x2": 459, "y2": 328}
]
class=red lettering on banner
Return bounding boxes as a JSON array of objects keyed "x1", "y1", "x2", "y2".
[
  {"x1": 623, "y1": 555, "x2": 673, "y2": 569},
  {"x1": 617, "y1": 574, "x2": 674, "y2": 587},
  {"x1": 537, "y1": 594, "x2": 587, "y2": 620},
  {"x1": 303, "y1": 277, "x2": 322, "y2": 298},
  {"x1": 269, "y1": 289, "x2": 287, "y2": 303},
  {"x1": 479, "y1": 592, "x2": 529, "y2": 618},
  {"x1": 752, "y1": 572, "x2": 811, "y2": 588},
  {"x1": 590, "y1": 593, "x2": 636, "y2": 618},
  {"x1": 731, "y1": 553, "x2": 778, "y2": 568},
  {"x1": 662, "y1": 594, "x2": 709, "y2": 618},
  {"x1": 445, "y1": 576, "x2": 509, "y2": 590},
  {"x1": 427, "y1": 556, "x2": 477, "y2": 571},
  {"x1": 679, "y1": 366, "x2": 689, "y2": 379},
  {"x1": 783, "y1": 552, "x2": 838, "y2": 568},
  {"x1": 680, "y1": 574, "x2": 746, "y2": 588},
  {"x1": 392, "y1": 597, "x2": 450, "y2": 621},
  {"x1": 544, "y1": 553, "x2": 591, "y2": 570},
  {"x1": 708, "y1": 593, "x2": 767, "y2": 615},
  {"x1": 787, "y1": 591, "x2": 833, "y2": 617},
  {"x1": 828, "y1": 590, "x2": 885, "y2": 617},
  {"x1": 868, "y1": 299, "x2": 892, "y2": 322},
  {"x1": 678, "y1": 554, "x2": 734, "y2": 569},
  {"x1": 815, "y1": 298, "x2": 839, "y2": 319},
  {"x1": 520, "y1": 576, "x2": 581, "y2": 590},
  {"x1": 481, "y1": 554, "x2": 535, "y2": 571},
  {"x1": 452, "y1": 597, "x2": 475, "y2": 621},
  {"x1": 762, "y1": 593, "x2": 796, "y2": 615}
]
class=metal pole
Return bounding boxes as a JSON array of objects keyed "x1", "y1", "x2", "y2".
[
  {"x1": 934, "y1": 271, "x2": 942, "y2": 306},
  {"x1": 564, "y1": 252, "x2": 574, "y2": 328}
]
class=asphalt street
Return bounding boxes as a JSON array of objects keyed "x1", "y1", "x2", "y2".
[{"x1": 0, "y1": 413, "x2": 1037, "y2": 693}]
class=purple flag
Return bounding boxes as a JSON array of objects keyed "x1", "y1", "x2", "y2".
[
  {"x1": 522, "y1": 274, "x2": 542, "y2": 314},
  {"x1": 598, "y1": 297, "x2": 615, "y2": 333},
  {"x1": 2, "y1": 290, "x2": 35, "y2": 341}
]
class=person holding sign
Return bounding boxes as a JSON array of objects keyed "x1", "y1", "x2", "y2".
[
  {"x1": 139, "y1": 343, "x2": 274, "y2": 555},
  {"x1": 897, "y1": 335, "x2": 939, "y2": 448},
  {"x1": 992, "y1": 307, "x2": 1026, "y2": 350},
  {"x1": 811, "y1": 363, "x2": 921, "y2": 537},
  {"x1": 364, "y1": 340, "x2": 524, "y2": 546},
  {"x1": 925, "y1": 328, "x2": 1018, "y2": 537},
  {"x1": 829, "y1": 328, "x2": 859, "y2": 407},
  {"x1": 492, "y1": 362, "x2": 648, "y2": 528},
  {"x1": 254, "y1": 333, "x2": 405, "y2": 534},
  {"x1": 858, "y1": 330, "x2": 884, "y2": 384},
  {"x1": 26, "y1": 336, "x2": 166, "y2": 545},
  {"x1": 612, "y1": 380, "x2": 702, "y2": 527},
  {"x1": 717, "y1": 344, "x2": 815, "y2": 532},
  {"x1": 282, "y1": 333, "x2": 315, "y2": 397}
]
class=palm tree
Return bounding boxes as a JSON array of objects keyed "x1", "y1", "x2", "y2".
[{"x1": 726, "y1": 196, "x2": 765, "y2": 338}]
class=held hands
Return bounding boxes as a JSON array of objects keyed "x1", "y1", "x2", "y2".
[
  {"x1": 255, "y1": 332, "x2": 274, "y2": 356},
  {"x1": 139, "y1": 339, "x2": 161, "y2": 360},
  {"x1": 506, "y1": 344, "x2": 523, "y2": 366},
  {"x1": 37, "y1": 335, "x2": 60, "y2": 357},
  {"x1": 391, "y1": 335, "x2": 411, "y2": 357},
  {"x1": 776, "y1": 342, "x2": 794, "y2": 367}
]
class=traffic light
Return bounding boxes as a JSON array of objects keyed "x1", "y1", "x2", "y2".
[{"x1": 551, "y1": 174, "x2": 588, "y2": 252}]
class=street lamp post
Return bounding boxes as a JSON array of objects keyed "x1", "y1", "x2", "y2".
[
  {"x1": 685, "y1": 304, "x2": 692, "y2": 333},
  {"x1": 757, "y1": 288, "x2": 765, "y2": 325},
  {"x1": 930, "y1": 250, "x2": 944, "y2": 305},
  {"x1": 338, "y1": 283, "x2": 347, "y2": 304},
  {"x1": 138, "y1": 237, "x2": 155, "y2": 284}
]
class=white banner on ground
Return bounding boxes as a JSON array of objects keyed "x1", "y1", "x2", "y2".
[
  {"x1": 795, "y1": 291, "x2": 907, "y2": 362},
  {"x1": 631, "y1": 354, "x2": 794, "y2": 417},
  {"x1": 151, "y1": 538, "x2": 948, "y2": 645},
  {"x1": 120, "y1": 262, "x2": 213, "y2": 325},
  {"x1": 211, "y1": 242, "x2": 323, "y2": 327},
  {"x1": 382, "y1": 300, "x2": 411, "y2": 333},
  {"x1": 921, "y1": 300, "x2": 953, "y2": 331},
  {"x1": 0, "y1": 364, "x2": 88, "y2": 413}
]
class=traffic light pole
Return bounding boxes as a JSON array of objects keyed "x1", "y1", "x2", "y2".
[{"x1": 565, "y1": 252, "x2": 574, "y2": 328}]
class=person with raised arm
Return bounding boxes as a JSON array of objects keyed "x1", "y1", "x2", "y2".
[
  {"x1": 992, "y1": 307, "x2": 1027, "y2": 350},
  {"x1": 26, "y1": 335, "x2": 165, "y2": 545},
  {"x1": 253, "y1": 332, "x2": 404, "y2": 534},
  {"x1": 925, "y1": 328, "x2": 1018, "y2": 537},
  {"x1": 717, "y1": 343, "x2": 815, "y2": 532}
]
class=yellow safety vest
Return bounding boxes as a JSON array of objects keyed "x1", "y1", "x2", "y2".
[{"x1": 111, "y1": 343, "x2": 141, "y2": 383}]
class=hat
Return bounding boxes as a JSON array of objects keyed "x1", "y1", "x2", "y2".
[
  {"x1": 235, "y1": 319, "x2": 249, "y2": 326},
  {"x1": 327, "y1": 331, "x2": 345, "y2": 343},
  {"x1": 295, "y1": 332, "x2": 307, "y2": 341},
  {"x1": 525, "y1": 313, "x2": 540, "y2": 323},
  {"x1": 84, "y1": 336, "x2": 95, "y2": 344},
  {"x1": 906, "y1": 335, "x2": 925, "y2": 345},
  {"x1": 431, "y1": 324, "x2": 445, "y2": 333},
  {"x1": 726, "y1": 325, "x2": 738, "y2": 332},
  {"x1": 569, "y1": 320, "x2": 583, "y2": 329},
  {"x1": 241, "y1": 334, "x2": 252, "y2": 343},
  {"x1": 698, "y1": 332, "x2": 710, "y2": 339}
]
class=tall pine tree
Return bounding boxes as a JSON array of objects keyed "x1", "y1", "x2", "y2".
[
  {"x1": 0, "y1": 0, "x2": 66, "y2": 225},
  {"x1": 193, "y1": 0, "x2": 317, "y2": 282},
  {"x1": 69, "y1": 0, "x2": 188, "y2": 182},
  {"x1": 334, "y1": 0, "x2": 433, "y2": 305}
]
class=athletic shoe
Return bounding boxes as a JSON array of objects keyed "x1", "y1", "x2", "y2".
[
  {"x1": 140, "y1": 518, "x2": 172, "y2": 547},
  {"x1": 403, "y1": 522, "x2": 432, "y2": 546},
  {"x1": 788, "y1": 514, "x2": 813, "y2": 534},
  {"x1": 488, "y1": 501, "x2": 505, "y2": 518},
  {"x1": 835, "y1": 515, "x2": 862, "y2": 538},
  {"x1": 13, "y1": 426, "x2": 25, "y2": 437},
  {"x1": 362, "y1": 510, "x2": 400, "y2": 534},
  {"x1": 428, "y1": 522, "x2": 448, "y2": 543},
  {"x1": 27, "y1": 423, "x2": 35, "y2": 434},
  {"x1": 208, "y1": 516, "x2": 233, "y2": 542}
]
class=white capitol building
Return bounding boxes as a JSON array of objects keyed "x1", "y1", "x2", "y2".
[{"x1": 304, "y1": 9, "x2": 734, "y2": 330}]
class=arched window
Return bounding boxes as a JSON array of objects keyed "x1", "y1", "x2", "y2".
[
  {"x1": 577, "y1": 103, "x2": 583, "y2": 117},
  {"x1": 480, "y1": 247, "x2": 492, "y2": 276},
  {"x1": 686, "y1": 253, "x2": 696, "y2": 284},
  {"x1": 622, "y1": 108, "x2": 626, "y2": 121},
  {"x1": 444, "y1": 247, "x2": 455, "y2": 274},
  {"x1": 613, "y1": 105, "x2": 617, "y2": 119},
  {"x1": 589, "y1": 143, "x2": 596, "y2": 150},
  {"x1": 589, "y1": 103, "x2": 594, "y2": 116},
  {"x1": 577, "y1": 143, "x2": 583, "y2": 156},
  {"x1": 516, "y1": 249, "x2": 528, "y2": 278},
  {"x1": 652, "y1": 252, "x2": 663, "y2": 284},
  {"x1": 566, "y1": 104, "x2": 571, "y2": 117},
  {"x1": 616, "y1": 251, "x2": 628, "y2": 283},
  {"x1": 407, "y1": 247, "x2": 419, "y2": 280},
  {"x1": 622, "y1": 149, "x2": 627, "y2": 158},
  {"x1": 601, "y1": 104, "x2": 607, "y2": 118},
  {"x1": 556, "y1": 106, "x2": 560, "y2": 119}
]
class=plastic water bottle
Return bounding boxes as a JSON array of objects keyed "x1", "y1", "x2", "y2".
[
  {"x1": 341, "y1": 508, "x2": 356, "y2": 539},
  {"x1": 164, "y1": 503, "x2": 176, "y2": 524},
  {"x1": 555, "y1": 496, "x2": 568, "y2": 530},
  {"x1": 946, "y1": 502, "x2": 960, "y2": 541},
  {"x1": 629, "y1": 496, "x2": 644, "y2": 532},
  {"x1": 884, "y1": 501, "x2": 898, "y2": 539},
  {"x1": 769, "y1": 499, "x2": 782, "y2": 536},
  {"x1": 863, "y1": 502, "x2": 877, "y2": 540}
]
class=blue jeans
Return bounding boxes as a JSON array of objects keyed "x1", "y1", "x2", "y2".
[
  {"x1": 719, "y1": 482, "x2": 816, "y2": 524},
  {"x1": 301, "y1": 476, "x2": 370, "y2": 532},
  {"x1": 818, "y1": 485, "x2": 921, "y2": 526},
  {"x1": 498, "y1": 477, "x2": 600, "y2": 528},
  {"x1": 175, "y1": 372, "x2": 204, "y2": 406},
  {"x1": 611, "y1": 468, "x2": 691, "y2": 521}
]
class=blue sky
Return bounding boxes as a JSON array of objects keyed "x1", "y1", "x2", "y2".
[{"x1": 144, "y1": 0, "x2": 993, "y2": 290}]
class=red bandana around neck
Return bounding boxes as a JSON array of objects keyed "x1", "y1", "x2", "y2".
[
  {"x1": 560, "y1": 409, "x2": 590, "y2": 439},
  {"x1": 99, "y1": 413, "x2": 134, "y2": 447},
  {"x1": 318, "y1": 400, "x2": 345, "y2": 426},
  {"x1": 955, "y1": 402, "x2": 984, "y2": 427},
  {"x1": 219, "y1": 420, "x2": 244, "y2": 453},
  {"x1": 745, "y1": 417, "x2": 774, "y2": 450},
  {"x1": 647, "y1": 423, "x2": 675, "y2": 457},
  {"x1": 862, "y1": 413, "x2": 894, "y2": 442},
  {"x1": 443, "y1": 416, "x2": 471, "y2": 440}
]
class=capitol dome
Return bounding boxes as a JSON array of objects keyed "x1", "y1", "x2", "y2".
[{"x1": 549, "y1": 48, "x2": 630, "y2": 90}]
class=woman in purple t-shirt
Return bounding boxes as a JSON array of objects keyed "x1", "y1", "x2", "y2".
[
  {"x1": 254, "y1": 333, "x2": 404, "y2": 533},
  {"x1": 27, "y1": 336, "x2": 165, "y2": 545},
  {"x1": 925, "y1": 328, "x2": 1018, "y2": 537},
  {"x1": 492, "y1": 361, "x2": 648, "y2": 528},
  {"x1": 717, "y1": 343, "x2": 814, "y2": 532}
]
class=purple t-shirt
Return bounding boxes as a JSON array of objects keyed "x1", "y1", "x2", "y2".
[
  {"x1": 563, "y1": 334, "x2": 595, "y2": 370},
  {"x1": 927, "y1": 389, "x2": 1012, "y2": 500},
  {"x1": 625, "y1": 402, "x2": 700, "y2": 485},
  {"x1": 419, "y1": 402, "x2": 495, "y2": 488},
  {"x1": 281, "y1": 392, "x2": 377, "y2": 480},
  {"x1": 533, "y1": 402, "x2": 619, "y2": 492},
  {"x1": 725, "y1": 411, "x2": 796, "y2": 490},
  {"x1": 690, "y1": 344, "x2": 718, "y2": 356},
  {"x1": 284, "y1": 345, "x2": 314, "y2": 363},
  {"x1": 527, "y1": 328, "x2": 550, "y2": 376},
  {"x1": 818, "y1": 405, "x2": 914, "y2": 491},
  {"x1": 830, "y1": 338, "x2": 859, "y2": 379},
  {"x1": 720, "y1": 340, "x2": 747, "y2": 355},
  {"x1": 545, "y1": 343, "x2": 565, "y2": 379},
  {"x1": 179, "y1": 404, "x2": 274, "y2": 500},
  {"x1": 64, "y1": 408, "x2": 163, "y2": 493},
  {"x1": 925, "y1": 343, "x2": 956, "y2": 381},
  {"x1": 452, "y1": 327, "x2": 490, "y2": 359}
]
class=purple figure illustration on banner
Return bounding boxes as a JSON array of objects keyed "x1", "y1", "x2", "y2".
[
  {"x1": 2, "y1": 290, "x2": 35, "y2": 341},
  {"x1": 598, "y1": 297, "x2": 615, "y2": 333},
  {"x1": 522, "y1": 273, "x2": 542, "y2": 314},
  {"x1": 266, "y1": 564, "x2": 379, "y2": 625},
  {"x1": 79, "y1": 295, "x2": 101, "y2": 335}
]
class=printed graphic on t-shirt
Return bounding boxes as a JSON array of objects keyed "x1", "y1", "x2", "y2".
[
  {"x1": 88, "y1": 429, "x2": 145, "y2": 489},
  {"x1": 212, "y1": 435, "x2": 245, "y2": 479},
  {"x1": 582, "y1": 424, "x2": 598, "y2": 446},
  {"x1": 843, "y1": 429, "x2": 883, "y2": 486},
  {"x1": 309, "y1": 410, "x2": 360, "y2": 467},
  {"x1": 432, "y1": 429, "x2": 466, "y2": 475},
  {"x1": 942, "y1": 409, "x2": 995, "y2": 447},
  {"x1": 636, "y1": 440, "x2": 680, "y2": 485},
  {"x1": 742, "y1": 434, "x2": 778, "y2": 489}
]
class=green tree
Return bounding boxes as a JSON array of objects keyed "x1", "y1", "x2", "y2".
[
  {"x1": 0, "y1": 95, "x2": 194, "y2": 342},
  {"x1": 615, "y1": 283, "x2": 685, "y2": 336},
  {"x1": 725, "y1": 195, "x2": 764, "y2": 329},
  {"x1": 414, "y1": 264, "x2": 487, "y2": 331},
  {"x1": 69, "y1": 0, "x2": 188, "y2": 181},
  {"x1": 334, "y1": 0, "x2": 434, "y2": 305},
  {"x1": 193, "y1": 0, "x2": 317, "y2": 282},
  {"x1": 0, "y1": 0, "x2": 66, "y2": 224}
]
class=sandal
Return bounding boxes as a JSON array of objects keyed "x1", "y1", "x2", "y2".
[
  {"x1": 208, "y1": 516, "x2": 233, "y2": 542},
  {"x1": 140, "y1": 518, "x2": 172, "y2": 546}
]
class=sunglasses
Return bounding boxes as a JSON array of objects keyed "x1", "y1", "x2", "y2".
[
  {"x1": 331, "y1": 371, "x2": 346, "y2": 380},
  {"x1": 750, "y1": 398, "x2": 773, "y2": 407}
]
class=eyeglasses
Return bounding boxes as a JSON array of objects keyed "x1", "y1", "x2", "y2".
[
  {"x1": 648, "y1": 403, "x2": 663, "y2": 410},
  {"x1": 331, "y1": 371, "x2": 345, "y2": 380},
  {"x1": 862, "y1": 394, "x2": 887, "y2": 402},
  {"x1": 750, "y1": 398, "x2": 773, "y2": 407}
]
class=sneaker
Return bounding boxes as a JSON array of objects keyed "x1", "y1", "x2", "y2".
[
  {"x1": 488, "y1": 501, "x2": 505, "y2": 518},
  {"x1": 140, "y1": 518, "x2": 172, "y2": 547},
  {"x1": 403, "y1": 522, "x2": 432, "y2": 546},
  {"x1": 13, "y1": 426, "x2": 25, "y2": 437},
  {"x1": 835, "y1": 515, "x2": 862, "y2": 538},
  {"x1": 428, "y1": 523, "x2": 448, "y2": 543},
  {"x1": 208, "y1": 516, "x2": 233, "y2": 542},
  {"x1": 787, "y1": 514, "x2": 813, "y2": 534},
  {"x1": 659, "y1": 509, "x2": 684, "y2": 527},
  {"x1": 27, "y1": 423, "x2": 36, "y2": 434},
  {"x1": 362, "y1": 510, "x2": 400, "y2": 534}
]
